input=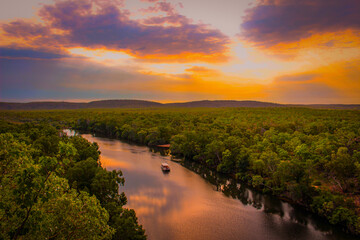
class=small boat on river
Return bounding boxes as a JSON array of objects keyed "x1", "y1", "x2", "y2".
[{"x1": 161, "y1": 163, "x2": 170, "y2": 172}]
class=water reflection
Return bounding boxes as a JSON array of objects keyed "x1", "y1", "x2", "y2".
[
  {"x1": 78, "y1": 133, "x2": 356, "y2": 240},
  {"x1": 181, "y1": 160, "x2": 350, "y2": 239}
]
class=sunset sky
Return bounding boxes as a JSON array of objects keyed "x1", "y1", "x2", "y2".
[{"x1": 1, "y1": 0, "x2": 359, "y2": 103}]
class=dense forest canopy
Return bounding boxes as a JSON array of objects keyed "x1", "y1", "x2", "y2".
[
  {"x1": 1, "y1": 107, "x2": 360, "y2": 236},
  {"x1": 0, "y1": 121, "x2": 146, "y2": 240}
]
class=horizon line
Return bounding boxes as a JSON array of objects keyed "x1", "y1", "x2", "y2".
[{"x1": 1, "y1": 99, "x2": 360, "y2": 105}]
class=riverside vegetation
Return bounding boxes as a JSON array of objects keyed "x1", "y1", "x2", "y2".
[
  {"x1": 1, "y1": 107, "x2": 360, "y2": 236},
  {"x1": 0, "y1": 121, "x2": 146, "y2": 239}
]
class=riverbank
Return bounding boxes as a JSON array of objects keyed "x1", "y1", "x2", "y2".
[
  {"x1": 2, "y1": 107, "x2": 359, "y2": 236},
  {"x1": 80, "y1": 131, "x2": 358, "y2": 240},
  {"x1": 73, "y1": 125, "x2": 359, "y2": 237}
]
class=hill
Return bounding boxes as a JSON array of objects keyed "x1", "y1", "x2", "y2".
[
  {"x1": 0, "y1": 99, "x2": 359, "y2": 110},
  {"x1": 0, "y1": 100, "x2": 162, "y2": 110},
  {"x1": 165, "y1": 100, "x2": 283, "y2": 108}
]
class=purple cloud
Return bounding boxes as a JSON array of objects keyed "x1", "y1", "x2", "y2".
[
  {"x1": 0, "y1": 47, "x2": 70, "y2": 59},
  {"x1": 241, "y1": 0, "x2": 360, "y2": 47},
  {"x1": 2, "y1": 0, "x2": 230, "y2": 62},
  {"x1": 2, "y1": 20, "x2": 50, "y2": 38},
  {"x1": 0, "y1": 57, "x2": 206, "y2": 102}
]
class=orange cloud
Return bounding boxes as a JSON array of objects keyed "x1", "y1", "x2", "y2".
[
  {"x1": 313, "y1": 59, "x2": 360, "y2": 99},
  {"x1": 134, "y1": 52, "x2": 229, "y2": 63},
  {"x1": 143, "y1": 67, "x2": 266, "y2": 100},
  {"x1": 1, "y1": 0, "x2": 230, "y2": 63},
  {"x1": 268, "y1": 59, "x2": 360, "y2": 103},
  {"x1": 185, "y1": 66, "x2": 218, "y2": 74},
  {"x1": 241, "y1": 0, "x2": 360, "y2": 58},
  {"x1": 257, "y1": 30, "x2": 360, "y2": 59}
]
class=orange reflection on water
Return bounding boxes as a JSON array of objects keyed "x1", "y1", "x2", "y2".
[
  {"x1": 130, "y1": 194, "x2": 167, "y2": 207},
  {"x1": 82, "y1": 134, "x2": 357, "y2": 240},
  {"x1": 100, "y1": 155, "x2": 132, "y2": 170},
  {"x1": 133, "y1": 207, "x2": 155, "y2": 216},
  {"x1": 128, "y1": 187, "x2": 169, "y2": 217}
]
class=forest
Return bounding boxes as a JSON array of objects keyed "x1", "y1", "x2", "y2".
[
  {"x1": 1, "y1": 107, "x2": 360, "y2": 236},
  {"x1": 0, "y1": 121, "x2": 146, "y2": 239}
]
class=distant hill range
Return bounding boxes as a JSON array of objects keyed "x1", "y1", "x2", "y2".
[{"x1": 0, "y1": 100, "x2": 359, "y2": 110}]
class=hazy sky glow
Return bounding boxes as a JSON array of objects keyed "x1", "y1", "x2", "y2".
[{"x1": 0, "y1": 0, "x2": 359, "y2": 103}]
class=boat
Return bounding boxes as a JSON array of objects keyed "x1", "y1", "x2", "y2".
[{"x1": 161, "y1": 163, "x2": 170, "y2": 172}]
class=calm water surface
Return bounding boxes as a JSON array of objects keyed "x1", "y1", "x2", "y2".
[{"x1": 77, "y1": 132, "x2": 356, "y2": 240}]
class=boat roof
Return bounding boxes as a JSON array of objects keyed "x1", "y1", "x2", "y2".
[{"x1": 161, "y1": 163, "x2": 169, "y2": 166}]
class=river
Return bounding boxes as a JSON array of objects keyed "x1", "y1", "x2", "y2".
[{"x1": 71, "y1": 131, "x2": 356, "y2": 240}]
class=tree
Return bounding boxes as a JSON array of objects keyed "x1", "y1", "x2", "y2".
[
  {"x1": 326, "y1": 147, "x2": 358, "y2": 192},
  {"x1": 205, "y1": 140, "x2": 225, "y2": 167},
  {"x1": 0, "y1": 133, "x2": 113, "y2": 240},
  {"x1": 217, "y1": 149, "x2": 233, "y2": 174},
  {"x1": 67, "y1": 157, "x2": 99, "y2": 191},
  {"x1": 69, "y1": 136, "x2": 100, "y2": 162}
]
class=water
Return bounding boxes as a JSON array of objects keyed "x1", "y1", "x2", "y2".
[{"x1": 69, "y1": 130, "x2": 356, "y2": 240}]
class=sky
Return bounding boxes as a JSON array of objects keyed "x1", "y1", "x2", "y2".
[{"x1": 0, "y1": 0, "x2": 359, "y2": 104}]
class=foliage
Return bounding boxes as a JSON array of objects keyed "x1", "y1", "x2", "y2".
[
  {"x1": 1, "y1": 107, "x2": 360, "y2": 235},
  {"x1": 0, "y1": 122, "x2": 146, "y2": 240}
]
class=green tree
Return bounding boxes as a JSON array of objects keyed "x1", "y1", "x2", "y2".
[
  {"x1": 326, "y1": 147, "x2": 358, "y2": 192},
  {"x1": 0, "y1": 133, "x2": 113, "y2": 240}
]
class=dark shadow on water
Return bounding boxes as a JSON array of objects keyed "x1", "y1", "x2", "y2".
[
  {"x1": 149, "y1": 146, "x2": 170, "y2": 156},
  {"x1": 68, "y1": 129, "x2": 358, "y2": 240},
  {"x1": 180, "y1": 159, "x2": 358, "y2": 240}
]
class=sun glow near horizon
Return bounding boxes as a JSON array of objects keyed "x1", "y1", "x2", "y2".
[{"x1": 0, "y1": 0, "x2": 359, "y2": 104}]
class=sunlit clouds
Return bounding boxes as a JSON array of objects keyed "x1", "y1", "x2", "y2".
[
  {"x1": 241, "y1": 0, "x2": 360, "y2": 48},
  {"x1": 0, "y1": 0, "x2": 359, "y2": 103},
  {"x1": 2, "y1": 0, "x2": 230, "y2": 62}
]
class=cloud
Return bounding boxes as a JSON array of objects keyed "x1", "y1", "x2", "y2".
[
  {"x1": 0, "y1": 56, "x2": 224, "y2": 101},
  {"x1": 140, "y1": 0, "x2": 159, "y2": 2},
  {"x1": 241, "y1": 0, "x2": 360, "y2": 48},
  {"x1": 0, "y1": 57, "x2": 157, "y2": 100},
  {"x1": 142, "y1": 14, "x2": 190, "y2": 26},
  {"x1": 268, "y1": 59, "x2": 360, "y2": 103},
  {"x1": 268, "y1": 82, "x2": 340, "y2": 104},
  {"x1": 0, "y1": 53, "x2": 267, "y2": 102},
  {"x1": 275, "y1": 73, "x2": 318, "y2": 82},
  {"x1": 185, "y1": 66, "x2": 219, "y2": 74},
  {"x1": 1, "y1": 54, "x2": 359, "y2": 103},
  {"x1": 2, "y1": 20, "x2": 51, "y2": 38},
  {"x1": 0, "y1": 47, "x2": 70, "y2": 59},
  {"x1": 144, "y1": 67, "x2": 266, "y2": 100},
  {"x1": 1, "y1": 0, "x2": 230, "y2": 63},
  {"x1": 140, "y1": 1, "x2": 176, "y2": 15}
]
